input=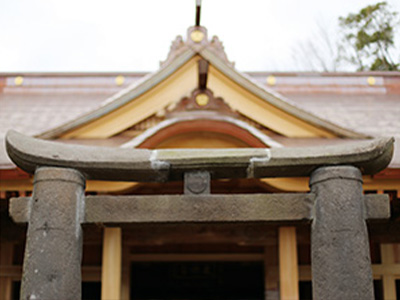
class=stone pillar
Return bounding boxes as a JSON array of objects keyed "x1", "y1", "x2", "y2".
[
  {"x1": 21, "y1": 167, "x2": 85, "y2": 300},
  {"x1": 310, "y1": 166, "x2": 374, "y2": 300}
]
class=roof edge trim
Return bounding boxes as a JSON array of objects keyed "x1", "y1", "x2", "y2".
[
  {"x1": 37, "y1": 49, "x2": 196, "y2": 139},
  {"x1": 200, "y1": 48, "x2": 370, "y2": 139},
  {"x1": 121, "y1": 115, "x2": 284, "y2": 149}
]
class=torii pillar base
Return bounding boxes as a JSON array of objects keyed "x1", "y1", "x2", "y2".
[
  {"x1": 310, "y1": 166, "x2": 374, "y2": 300},
  {"x1": 21, "y1": 167, "x2": 85, "y2": 300}
]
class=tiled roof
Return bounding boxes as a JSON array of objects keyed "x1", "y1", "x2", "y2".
[
  {"x1": 0, "y1": 72, "x2": 399, "y2": 169},
  {"x1": 0, "y1": 73, "x2": 144, "y2": 137}
]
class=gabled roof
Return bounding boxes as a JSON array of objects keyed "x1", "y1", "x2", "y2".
[{"x1": 37, "y1": 26, "x2": 367, "y2": 140}]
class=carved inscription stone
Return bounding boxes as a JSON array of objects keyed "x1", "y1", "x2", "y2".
[{"x1": 184, "y1": 171, "x2": 210, "y2": 195}]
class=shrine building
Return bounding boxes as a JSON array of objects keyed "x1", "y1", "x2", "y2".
[{"x1": 1, "y1": 5, "x2": 400, "y2": 300}]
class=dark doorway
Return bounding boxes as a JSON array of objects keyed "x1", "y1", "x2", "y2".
[
  {"x1": 12, "y1": 281, "x2": 101, "y2": 300},
  {"x1": 130, "y1": 261, "x2": 264, "y2": 300}
]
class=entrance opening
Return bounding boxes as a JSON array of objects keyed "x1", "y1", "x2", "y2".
[{"x1": 130, "y1": 261, "x2": 264, "y2": 300}]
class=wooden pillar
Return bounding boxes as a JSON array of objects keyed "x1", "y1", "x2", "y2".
[
  {"x1": 381, "y1": 244, "x2": 396, "y2": 300},
  {"x1": 0, "y1": 242, "x2": 13, "y2": 300},
  {"x1": 279, "y1": 227, "x2": 299, "y2": 300},
  {"x1": 310, "y1": 166, "x2": 374, "y2": 300},
  {"x1": 21, "y1": 167, "x2": 86, "y2": 300},
  {"x1": 101, "y1": 227, "x2": 122, "y2": 300},
  {"x1": 121, "y1": 243, "x2": 131, "y2": 300},
  {"x1": 265, "y1": 245, "x2": 279, "y2": 300}
]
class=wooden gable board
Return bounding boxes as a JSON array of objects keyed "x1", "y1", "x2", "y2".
[{"x1": 36, "y1": 47, "x2": 366, "y2": 140}]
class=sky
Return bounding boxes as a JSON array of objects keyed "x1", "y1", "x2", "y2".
[{"x1": 0, "y1": 0, "x2": 399, "y2": 72}]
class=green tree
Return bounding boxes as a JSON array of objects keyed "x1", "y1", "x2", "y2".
[{"x1": 338, "y1": 2, "x2": 399, "y2": 71}]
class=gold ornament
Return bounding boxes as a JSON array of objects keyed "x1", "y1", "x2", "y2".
[
  {"x1": 266, "y1": 75, "x2": 276, "y2": 86},
  {"x1": 14, "y1": 76, "x2": 24, "y2": 86},
  {"x1": 191, "y1": 30, "x2": 205, "y2": 43},
  {"x1": 195, "y1": 93, "x2": 209, "y2": 106},
  {"x1": 367, "y1": 76, "x2": 376, "y2": 86},
  {"x1": 115, "y1": 75, "x2": 125, "y2": 86}
]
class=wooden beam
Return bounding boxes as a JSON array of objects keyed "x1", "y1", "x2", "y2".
[
  {"x1": 0, "y1": 243, "x2": 13, "y2": 300},
  {"x1": 5, "y1": 176, "x2": 400, "y2": 194},
  {"x1": 198, "y1": 59, "x2": 209, "y2": 90},
  {"x1": 121, "y1": 244, "x2": 130, "y2": 300},
  {"x1": 279, "y1": 227, "x2": 299, "y2": 300},
  {"x1": 101, "y1": 228, "x2": 122, "y2": 300},
  {"x1": 265, "y1": 245, "x2": 279, "y2": 300},
  {"x1": 82, "y1": 266, "x2": 101, "y2": 282},
  {"x1": 372, "y1": 263, "x2": 400, "y2": 276},
  {"x1": 299, "y1": 265, "x2": 311, "y2": 281},
  {"x1": 118, "y1": 222, "x2": 283, "y2": 246},
  {"x1": 0, "y1": 265, "x2": 100, "y2": 282},
  {"x1": 381, "y1": 244, "x2": 397, "y2": 300},
  {"x1": 0, "y1": 265, "x2": 21, "y2": 278},
  {"x1": 4, "y1": 264, "x2": 400, "y2": 284},
  {"x1": 129, "y1": 253, "x2": 264, "y2": 262}
]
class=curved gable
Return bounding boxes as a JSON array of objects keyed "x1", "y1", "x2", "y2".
[{"x1": 36, "y1": 26, "x2": 367, "y2": 140}]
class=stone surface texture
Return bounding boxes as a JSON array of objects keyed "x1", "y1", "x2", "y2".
[
  {"x1": 184, "y1": 171, "x2": 211, "y2": 195},
  {"x1": 84, "y1": 193, "x2": 314, "y2": 223},
  {"x1": 21, "y1": 167, "x2": 85, "y2": 300},
  {"x1": 5, "y1": 130, "x2": 394, "y2": 181},
  {"x1": 310, "y1": 166, "x2": 374, "y2": 300},
  {"x1": 10, "y1": 193, "x2": 389, "y2": 224}
]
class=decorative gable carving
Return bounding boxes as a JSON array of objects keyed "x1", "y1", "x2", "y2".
[
  {"x1": 209, "y1": 36, "x2": 234, "y2": 68},
  {"x1": 160, "y1": 36, "x2": 189, "y2": 68},
  {"x1": 169, "y1": 88, "x2": 238, "y2": 117},
  {"x1": 161, "y1": 26, "x2": 234, "y2": 68}
]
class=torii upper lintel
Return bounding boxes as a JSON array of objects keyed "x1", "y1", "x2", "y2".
[{"x1": 6, "y1": 130, "x2": 394, "y2": 181}]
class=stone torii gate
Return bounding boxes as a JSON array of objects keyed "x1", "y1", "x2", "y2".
[{"x1": 6, "y1": 130, "x2": 394, "y2": 300}]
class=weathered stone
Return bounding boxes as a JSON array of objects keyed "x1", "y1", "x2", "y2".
[
  {"x1": 84, "y1": 194, "x2": 314, "y2": 224},
  {"x1": 184, "y1": 171, "x2": 210, "y2": 194},
  {"x1": 4, "y1": 130, "x2": 394, "y2": 300},
  {"x1": 364, "y1": 194, "x2": 390, "y2": 219},
  {"x1": 5, "y1": 130, "x2": 394, "y2": 181},
  {"x1": 10, "y1": 193, "x2": 389, "y2": 224},
  {"x1": 20, "y1": 167, "x2": 85, "y2": 300},
  {"x1": 310, "y1": 166, "x2": 374, "y2": 300},
  {"x1": 9, "y1": 196, "x2": 31, "y2": 223}
]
